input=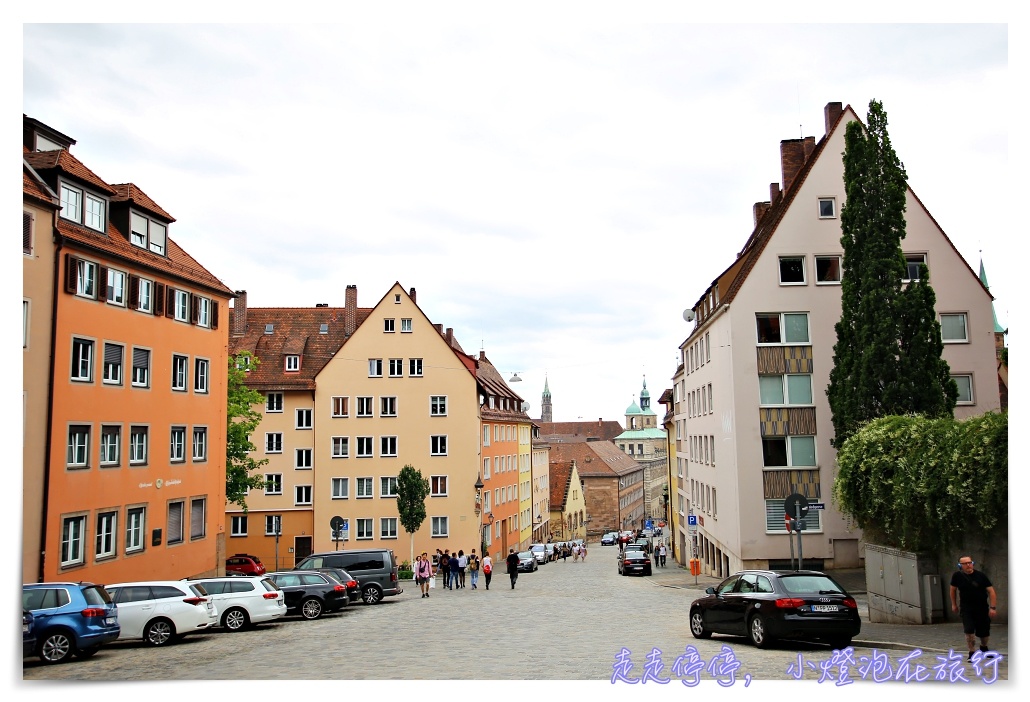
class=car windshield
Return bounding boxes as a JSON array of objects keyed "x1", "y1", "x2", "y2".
[
  {"x1": 519, "y1": 552, "x2": 533, "y2": 558},
  {"x1": 531, "y1": 545, "x2": 544, "y2": 552},
  {"x1": 778, "y1": 574, "x2": 845, "y2": 595}
]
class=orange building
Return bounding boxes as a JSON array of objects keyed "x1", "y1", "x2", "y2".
[{"x1": 23, "y1": 116, "x2": 234, "y2": 583}]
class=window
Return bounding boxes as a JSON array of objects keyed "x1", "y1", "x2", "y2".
[
  {"x1": 759, "y1": 374, "x2": 813, "y2": 405},
  {"x1": 192, "y1": 427, "x2": 207, "y2": 461},
  {"x1": 384, "y1": 318, "x2": 395, "y2": 332},
  {"x1": 67, "y1": 425, "x2": 90, "y2": 467},
  {"x1": 389, "y1": 358, "x2": 403, "y2": 377},
  {"x1": 130, "y1": 426, "x2": 148, "y2": 465},
  {"x1": 778, "y1": 256, "x2": 806, "y2": 285},
  {"x1": 357, "y1": 518, "x2": 373, "y2": 539},
  {"x1": 380, "y1": 436, "x2": 398, "y2": 457},
  {"x1": 766, "y1": 499, "x2": 822, "y2": 532},
  {"x1": 137, "y1": 278, "x2": 153, "y2": 313},
  {"x1": 756, "y1": 312, "x2": 809, "y2": 344},
  {"x1": 380, "y1": 517, "x2": 398, "y2": 538},
  {"x1": 401, "y1": 318, "x2": 412, "y2": 332},
  {"x1": 295, "y1": 485, "x2": 312, "y2": 505},
  {"x1": 409, "y1": 358, "x2": 423, "y2": 377},
  {"x1": 285, "y1": 355, "x2": 300, "y2": 372},
  {"x1": 331, "y1": 477, "x2": 349, "y2": 499},
  {"x1": 431, "y1": 516, "x2": 449, "y2": 537},
  {"x1": 100, "y1": 426, "x2": 120, "y2": 465},
  {"x1": 380, "y1": 397, "x2": 397, "y2": 417},
  {"x1": 167, "y1": 501, "x2": 185, "y2": 545},
  {"x1": 194, "y1": 359, "x2": 209, "y2": 393},
  {"x1": 431, "y1": 475, "x2": 448, "y2": 496},
  {"x1": 319, "y1": 323, "x2": 329, "y2": 334},
  {"x1": 356, "y1": 477, "x2": 373, "y2": 498},
  {"x1": 332, "y1": 436, "x2": 349, "y2": 458},
  {"x1": 483, "y1": 425, "x2": 491, "y2": 447},
  {"x1": 266, "y1": 393, "x2": 283, "y2": 412},
  {"x1": 904, "y1": 254, "x2": 927, "y2": 282},
  {"x1": 85, "y1": 193, "x2": 106, "y2": 231},
  {"x1": 61, "y1": 515, "x2": 86, "y2": 566},
  {"x1": 61, "y1": 183, "x2": 82, "y2": 222},
  {"x1": 190, "y1": 498, "x2": 206, "y2": 540},
  {"x1": 296, "y1": 408, "x2": 313, "y2": 429},
  {"x1": 231, "y1": 515, "x2": 248, "y2": 536},
  {"x1": 357, "y1": 437, "x2": 374, "y2": 457},
  {"x1": 103, "y1": 343, "x2": 123, "y2": 384},
  {"x1": 197, "y1": 297, "x2": 211, "y2": 328},
  {"x1": 265, "y1": 433, "x2": 283, "y2": 453},
  {"x1": 381, "y1": 476, "x2": 398, "y2": 497},
  {"x1": 952, "y1": 375, "x2": 974, "y2": 404},
  {"x1": 75, "y1": 258, "x2": 96, "y2": 298},
  {"x1": 264, "y1": 474, "x2": 283, "y2": 495},
  {"x1": 172, "y1": 354, "x2": 188, "y2": 391},
  {"x1": 126, "y1": 507, "x2": 145, "y2": 553},
  {"x1": 71, "y1": 338, "x2": 93, "y2": 382},
  {"x1": 940, "y1": 313, "x2": 968, "y2": 343},
  {"x1": 296, "y1": 448, "x2": 313, "y2": 469},
  {"x1": 762, "y1": 436, "x2": 816, "y2": 467},
  {"x1": 131, "y1": 348, "x2": 151, "y2": 387},
  {"x1": 708, "y1": 383, "x2": 713, "y2": 412},
  {"x1": 95, "y1": 511, "x2": 117, "y2": 559},
  {"x1": 357, "y1": 397, "x2": 374, "y2": 417},
  {"x1": 815, "y1": 256, "x2": 842, "y2": 283},
  {"x1": 368, "y1": 359, "x2": 383, "y2": 377},
  {"x1": 130, "y1": 211, "x2": 167, "y2": 255},
  {"x1": 174, "y1": 290, "x2": 189, "y2": 322},
  {"x1": 483, "y1": 457, "x2": 491, "y2": 478},
  {"x1": 332, "y1": 396, "x2": 349, "y2": 417},
  {"x1": 430, "y1": 396, "x2": 447, "y2": 416},
  {"x1": 818, "y1": 198, "x2": 836, "y2": 218},
  {"x1": 431, "y1": 435, "x2": 448, "y2": 456},
  {"x1": 106, "y1": 269, "x2": 126, "y2": 306},
  {"x1": 265, "y1": 515, "x2": 282, "y2": 536},
  {"x1": 170, "y1": 427, "x2": 186, "y2": 463}
]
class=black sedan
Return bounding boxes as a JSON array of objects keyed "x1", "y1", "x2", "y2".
[
  {"x1": 304, "y1": 567, "x2": 363, "y2": 604},
  {"x1": 618, "y1": 548, "x2": 652, "y2": 576},
  {"x1": 266, "y1": 571, "x2": 348, "y2": 620},
  {"x1": 688, "y1": 570, "x2": 861, "y2": 650}
]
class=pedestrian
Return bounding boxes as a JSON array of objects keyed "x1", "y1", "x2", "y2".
[
  {"x1": 950, "y1": 555, "x2": 999, "y2": 661},
  {"x1": 439, "y1": 549, "x2": 450, "y2": 588},
  {"x1": 552, "y1": 544, "x2": 559, "y2": 562},
  {"x1": 506, "y1": 548, "x2": 520, "y2": 589},
  {"x1": 654, "y1": 544, "x2": 660, "y2": 566},
  {"x1": 468, "y1": 549, "x2": 480, "y2": 589},
  {"x1": 580, "y1": 543, "x2": 587, "y2": 561},
  {"x1": 572, "y1": 542, "x2": 580, "y2": 562},
  {"x1": 457, "y1": 549, "x2": 468, "y2": 588},
  {"x1": 416, "y1": 552, "x2": 434, "y2": 598},
  {"x1": 482, "y1": 551, "x2": 493, "y2": 590},
  {"x1": 448, "y1": 551, "x2": 460, "y2": 590},
  {"x1": 659, "y1": 542, "x2": 667, "y2": 568},
  {"x1": 562, "y1": 544, "x2": 568, "y2": 563}
]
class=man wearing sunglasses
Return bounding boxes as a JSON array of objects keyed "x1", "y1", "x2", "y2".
[{"x1": 949, "y1": 556, "x2": 998, "y2": 661}]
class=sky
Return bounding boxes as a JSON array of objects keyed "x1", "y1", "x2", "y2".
[{"x1": 16, "y1": 16, "x2": 1014, "y2": 425}]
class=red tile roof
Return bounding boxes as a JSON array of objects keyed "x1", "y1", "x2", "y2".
[
  {"x1": 549, "y1": 440, "x2": 641, "y2": 478},
  {"x1": 476, "y1": 353, "x2": 530, "y2": 423},
  {"x1": 538, "y1": 420, "x2": 624, "y2": 442},
  {"x1": 23, "y1": 163, "x2": 58, "y2": 209},
  {"x1": 24, "y1": 149, "x2": 116, "y2": 195},
  {"x1": 111, "y1": 183, "x2": 175, "y2": 222},
  {"x1": 549, "y1": 460, "x2": 574, "y2": 508}
]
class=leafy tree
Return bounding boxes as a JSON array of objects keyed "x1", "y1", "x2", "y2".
[
  {"x1": 395, "y1": 464, "x2": 430, "y2": 565},
  {"x1": 827, "y1": 99, "x2": 955, "y2": 448},
  {"x1": 226, "y1": 351, "x2": 267, "y2": 510}
]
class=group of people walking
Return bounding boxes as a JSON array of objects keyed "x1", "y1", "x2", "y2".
[{"x1": 414, "y1": 548, "x2": 495, "y2": 597}]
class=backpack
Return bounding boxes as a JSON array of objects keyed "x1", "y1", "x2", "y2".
[
  {"x1": 484, "y1": 562, "x2": 492, "y2": 574},
  {"x1": 470, "y1": 557, "x2": 479, "y2": 572}
]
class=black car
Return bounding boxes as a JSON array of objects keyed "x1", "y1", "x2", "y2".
[
  {"x1": 688, "y1": 570, "x2": 861, "y2": 650},
  {"x1": 618, "y1": 548, "x2": 652, "y2": 576},
  {"x1": 312, "y1": 567, "x2": 363, "y2": 604},
  {"x1": 266, "y1": 571, "x2": 348, "y2": 620},
  {"x1": 516, "y1": 551, "x2": 538, "y2": 572},
  {"x1": 23, "y1": 610, "x2": 35, "y2": 658}
]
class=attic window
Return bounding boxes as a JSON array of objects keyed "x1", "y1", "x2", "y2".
[
  {"x1": 319, "y1": 323, "x2": 329, "y2": 334},
  {"x1": 394, "y1": 294, "x2": 401, "y2": 304},
  {"x1": 129, "y1": 212, "x2": 166, "y2": 255},
  {"x1": 285, "y1": 355, "x2": 300, "y2": 372},
  {"x1": 264, "y1": 324, "x2": 274, "y2": 334},
  {"x1": 818, "y1": 198, "x2": 836, "y2": 218}
]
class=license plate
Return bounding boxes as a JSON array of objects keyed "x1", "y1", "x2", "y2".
[
  {"x1": 104, "y1": 617, "x2": 117, "y2": 625},
  {"x1": 812, "y1": 604, "x2": 839, "y2": 612}
]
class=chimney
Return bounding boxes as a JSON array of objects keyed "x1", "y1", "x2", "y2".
[
  {"x1": 802, "y1": 135, "x2": 816, "y2": 161},
  {"x1": 446, "y1": 327, "x2": 453, "y2": 346},
  {"x1": 770, "y1": 182, "x2": 780, "y2": 204},
  {"x1": 409, "y1": 287, "x2": 416, "y2": 304},
  {"x1": 780, "y1": 139, "x2": 806, "y2": 192},
  {"x1": 753, "y1": 201, "x2": 771, "y2": 228},
  {"x1": 824, "y1": 102, "x2": 843, "y2": 136},
  {"x1": 344, "y1": 285, "x2": 357, "y2": 337},
  {"x1": 479, "y1": 350, "x2": 487, "y2": 361},
  {"x1": 231, "y1": 290, "x2": 247, "y2": 336}
]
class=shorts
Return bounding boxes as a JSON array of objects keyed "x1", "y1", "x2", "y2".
[
  {"x1": 416, "y1": 576, "x2": 428, "y2": 585},
  {"x1": 960, "y1": 608, "x2": 991, "y2": 637}
]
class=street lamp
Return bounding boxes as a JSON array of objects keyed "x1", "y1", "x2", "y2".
[{"x1": 474, "y1": 473, "x2": 484, "y2": 516}]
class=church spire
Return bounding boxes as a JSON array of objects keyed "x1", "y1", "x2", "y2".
[{"x1": 541, "y1": 375, "x2": 552, "y2": 423}]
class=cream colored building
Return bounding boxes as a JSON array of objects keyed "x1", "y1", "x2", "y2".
[{"x1": 530, "y1": 426, "x2": 551, "y2": 544}]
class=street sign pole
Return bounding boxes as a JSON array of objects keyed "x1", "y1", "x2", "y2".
[
  {"x1": 795, "y1": 503, "x2": 803, "y2": 571},
  {"x1": 786, "y1": 513, "x2": 795, "y2": 570}
]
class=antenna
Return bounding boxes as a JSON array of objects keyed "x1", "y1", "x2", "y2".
[{"x1": 797, "y1": 84, "x2": 803, "y2": 138}]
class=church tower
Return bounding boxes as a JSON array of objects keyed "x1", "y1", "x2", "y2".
[{"x1": 541, "y1": 376, "x2": 553, "y2": 423}]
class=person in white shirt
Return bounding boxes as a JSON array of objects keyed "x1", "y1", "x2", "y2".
[
  {"x1": 482, "y1": 552, "x2": 494, "y2": 590},
  {"x1": 457, "y1": 550, "x2": 468, "y2": 588}
]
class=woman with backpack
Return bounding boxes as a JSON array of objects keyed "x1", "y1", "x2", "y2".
[{"x1": 482, "y1": 551, "x2": 493, "y2": 590}]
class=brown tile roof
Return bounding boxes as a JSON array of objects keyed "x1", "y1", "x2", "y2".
[
  {"x1": 538, "y1": 420, "x2": 624, "y2": 442},
  {"x1": 549, "y1": 440, "x2": 641, "y2": 478},
  {"x1": 111, "y1": 183, "x2": 175, "y2": 222},
  {"x1": 24, "y1": 149, "x2": 116, "y2": 195},
  {"x1": 477, "y1": 353, "x2": 530, "y2": 422},
  {"x1": 549, "y1": 460, "x2": 574, "y2": 508},
  {"x1": 23, "y1": 163, "x2": 58, "y2": 209}
]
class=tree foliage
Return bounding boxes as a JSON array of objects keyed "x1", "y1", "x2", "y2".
[
  {"x1": 226, "y1": 351, "x2": 267, "y2": 510},
  {"x1": 396, "y1": 465, "x2": 431, "y2": 566},
  {"x1": 828, "y1": 99, "x2": 956, "y2": 448},
  {"x1": 833, "y1": 412, "x2": 1007, "y2": 551}
]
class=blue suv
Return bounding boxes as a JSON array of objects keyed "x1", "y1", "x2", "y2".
[{"x1": 23, "y1": 582, "x2": 120, "y2": 664}]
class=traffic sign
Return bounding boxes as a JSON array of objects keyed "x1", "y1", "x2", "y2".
[
  {"x1": 330, "y1": 516, "x2": 344, "y2": 531},
  {"x1": 784, "y1": 493, "x2": 810, "y2": 519},
  {"x1": 342, "y1": 519, "x2": 349, "y2": 531},
  {"x1": 687, "y1": 515, "x2": 697, "y2": 527},
  {"x1": 808, "y1": 502, "x2": 825, "y2": 510}
]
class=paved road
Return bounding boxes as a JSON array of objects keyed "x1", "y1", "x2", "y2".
[{"x1": 22, "y1": 544, "x2": 1006, "y2": 686}]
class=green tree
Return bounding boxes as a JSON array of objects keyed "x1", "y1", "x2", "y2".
[
  {"x1": 226, "y1": 351, "x2": 267, "y2": 510},
  {"x1": 827, "y1": 99, "x2": 955, "y2": 448},
  {"x1": 395, "y1": 464, "x2": 430, "y2": 566}
]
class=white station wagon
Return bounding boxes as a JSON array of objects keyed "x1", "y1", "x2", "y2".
[{"x1": 105, "y1": 580, "x2": 218, "y2": 646}]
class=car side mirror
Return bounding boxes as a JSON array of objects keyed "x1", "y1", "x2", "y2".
[{"x1": 705, "y1": 587, "x2": 716, "y2": 595}]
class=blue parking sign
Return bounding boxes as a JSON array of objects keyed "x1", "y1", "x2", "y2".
[{"x1": 687, "y1": 515, "x2": 697, "y2": 526}]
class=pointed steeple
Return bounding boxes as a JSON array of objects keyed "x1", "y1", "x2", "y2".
[
  {"x1": 541, "y1": 375, "x2": 552, "y2": 423},
  {"x1": 639, "y1": 376, "x2": 650, "y2": 411},
  {"x1": 979, "y1": 258, "x2": 1006, "y2": 333}
]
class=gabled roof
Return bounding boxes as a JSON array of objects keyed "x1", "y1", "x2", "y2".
[
  {"x1": 23, "y1": 161, "x2": 59, "y2": 209},
  {"x1": 549, "y1": 440, "x2": 641, "y2": 478},
  {"x1": 549, "y1": 460, "x2": 574, "y2": 509},
  {"x1": 477, "y1": 352, "x2": 531, "y2": 423},
  {"x1": 24, "y1": 148, "x2": 117, "y2": 195},
  {"x1": 111, "y1": 183, "x2": 175, "y2": 222},
  {"x1": 538, "y1": 420, "x2": 624, "y2": 442}
]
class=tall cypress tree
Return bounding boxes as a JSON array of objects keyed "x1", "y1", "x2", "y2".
[{"x1": 827, "y1": 100, "x2": 955, "y2": 448}]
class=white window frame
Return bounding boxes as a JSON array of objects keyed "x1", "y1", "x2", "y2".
[
  {"x1": 778, "y1": 256, "x2": 807, "y2": 285},
  {"x1": 759, "y1": 374, "x2": 814, "y2": 406},
  {"x1": 756, "y1": 312, "x2": 810, "y2": 345},
  {"x1": 332, "y1": 436, "x2": 349, "y2": 458},
  {"x1": 60, "y1": 514, "x2": 87, "y2": 566},
  {"x1": 100, "y1": 425, "x2": 120, "y2": 466},
  {"x1": 384, "y1": 318, "x2": 395, "y2": 333},
  {"x1": 295, "y1": 485, "x2": 312, "y2": 506},
  {"x1": 285, "y1": 355, "x2": 300, "y2": 372},
  {"x1": 67, "y1": 425, "x2": 90, "y2": 467},
  {"x1": 381, "y1": 517, "x2": 398, "y2": 539},
  {"x1": 766, "y1": 498, "x2": 822, "y2": 533},
  {"x1": 815, "y1": 255, "x2": 842, "y2": 284},
  {"x1": 389, "y1": 358, "x2": 403, "y2": 377},
  {"x1": 368, "y1": 358, "x2": 383, "y2": 377},
  {"x1": 197, "y1": 297, "x2": 211, "y2": 328},
  {"x1": 75, "y1": 258, "x2": 96, "y2": 298},
  {"x1": 431, "y1": 435, "x2": 448, "y2": 456},
  {"x1": 332, "y1": 396, "x2": 349, "y2": 418},
  {"x1": 71, "y1": 338, "x2": 94, "y2": 382},
  {"x1": 296, "y1": 448, "x2": 313, "y2": 470},
  {"x1": 266, "y1": 392, "x2": 283, "y2": 412},
  {"x1": 137, "y1": 278, "x2": 153, "y2": 313},
  {"x1": 940, "y1": 313, "x2": 969, "y2": 343},
  {"x1": 380, "y1": 436, "x2": 398, "y2": 457},
  {"x1": 86, "y1": 191, "x2": 105, "y2": 230},
  {"x1": 170, "y1": 426, "x2": 186, "y2": 463},
  {"x1": 903, "y1": 253, "x2": 927, "y2": 282},
  {"x1": 126, "y1": 506, "x2": 145, "y2": 553},
  {"x1": 172, "y1": 354, "x2": 189, "y2": 391},
  {"x1": 431, "y1": 475, "x2": 448, "y2": 496},
  {"x1": 265, "y1": 433, "x2": 283, "y2": 454},
  {"x1": 331, "y1": 477, "x2": 349, "y2": 499},
  {"x1": 103, "y1": 342, "x2": 123, "y2": 385},
  {"x1": 483, "y1": 425, "x2": 491, "y2": 447},
  {"x1": 265, "y1": 514, "x2": 282, "y2": 536},
  {"x1": 190, "y1": 498, "x2": 206, "y2": 541},
  {"x1": 356, "y1": 477, "x2": 374, "y2": 498},
  {"x1": 380, "y1": 476, "x2": 399, "y2": 497},
  {"x1": 61, "y1": 183, "x2": 83, "y2": 222},
  {"x1": 357, "y1": 396, "x2": 374, "y2": 417},
  {"x1": 762, "y1": 435, "x2": 817, "y2": 468},
  {"x1": 356, "y1": 518, "x2": 374, "y2": 540},
  {"x1": 264, "y1": 474, "x2": 283, "y2": 495},
  {"x1": 231, "y1": 515, "x2": 248, "y2": 537},
  {"x1": 129, "y1": 426, "x2": 148, "y2": 465},
  {"x1": 483, "y1": 457, "x2": 491, "y2": 479},
  {"x1": 431, "y1": 516, "x2": 449, "y2": 537},
  {"x1": 106, "y1": 268, "x2": 126, "y2": 306},
  {"x1": 952, "y1": 374, "x2": 975, "y2": 404},
  {"x1": 409, "y1": 358, "x2": 423, "y2": 377},
  {"x1": 192, "y1": 427, "x2": 207, "y2": 461},
  {"x1": 401, "y1": 318, "x2": 412, "y2": 333},
  {"x1": 194, "y1": 358, "x2": 209, "y2": 393},
  {"x1": 430, "y1": 395, "x2": 448, "y2": 416},
  {"x1": 174, "y1": 289, "x2": 190, "y2": 322},
  {"x1": 380, "y1": 396, "x2": 397, "y2": 417},
  {"x1": 818, "y1": 197, "x2": 836, "y2": 219},
  {"x1": 296, "y1": 408, "x2": 313, "y2": 429},
  {"x1": 131, "y1": 347, "x2": 150, "y2": 388},
  {"x1": 167, "y1": 500, "x2": 185, "y2": 545},
  {"x1": 356, "y1": 437, "x2": 374, "y2": 458}
]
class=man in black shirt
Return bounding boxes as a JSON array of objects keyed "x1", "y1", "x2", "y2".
[
  {"x1": 506, "y1": 548, "x2": 520, "y2": 589},
  {"x1": 950, "y1": 555, "x2": 998, "y2": 661}
]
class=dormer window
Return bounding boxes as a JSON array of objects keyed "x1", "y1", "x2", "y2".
[
  {"x1": 60, "y1": 183, "x2": 82, "y2": 222},
  {"x1": 286, "y1": 355, "x2": 300, "y2": 372},
  {"x1": 264, "y1": 323, "x2": 274, "y2": 335},
  {"x1": 130, "y1": 212, "x2": 166, "y2": 255}
]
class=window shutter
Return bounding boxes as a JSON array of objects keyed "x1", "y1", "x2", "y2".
[
  {"x1": 165, "y1": 287, "x2": 175, "y2": 318},
  {"x1": 133, "y1": 347, "x2": 149, "y2": 371},
  {"x1": 104, "y1": 343, "x2": 122, "y2": 364},
  {"x1": 65, "y1": 255, "x2": 78, "y2": 293},
  {"x1": 191, "y1": 295, "x2": 199, "y2": 324},
  {"x1": 23, "y1": 212, "x2": 32, "y2": 254},
  {"x1": 154, "y1": 283, "x2": 165, "y2": 316},
  {"x1": 190, "y1": 498, "x2": 205, "y2": 539},
  {"x1": 168, "y1": 502, "x2": 184, "y2": 543},
  {"x1": 97, "y1": 266, "x2": 108, "y2": 302},
  {"x1": 211, "y1": 301, "x2": 219, "y2": 329},
  {"x1": 128, "y1": 275, "x2": 139, "y2": 308}
]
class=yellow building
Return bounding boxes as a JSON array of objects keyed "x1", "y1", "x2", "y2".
[{"x1": 549, "y1": 459, "x2": 586, "y2": 542}]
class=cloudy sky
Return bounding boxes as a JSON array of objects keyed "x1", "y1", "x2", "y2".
[{"x1": 19, "y1": 13, "x2": 1012, "y2": 425}]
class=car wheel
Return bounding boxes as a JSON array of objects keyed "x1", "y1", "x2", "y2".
[
  {"x1": 748, "y1": 614, "x2": 771, "y2": 649},
  {"x1": 300, "y1": 597, "x2": 324, "y2": 620},
  {"x1": 143, "y1": 618, "x2": 175, "y2": 647},
  {"x1": 75, "y1": 645, "x2": 101, "y2": 659},
  {"x1": 645, "y1": 567, "x2": 652, "y2": 576},
  {"x1": 828, "y1": 637, "x2": 852, "y2": 651},
  {"x1": 222, "y1": 607, "x2": 250, "y2": 632},
  {"x1": 38, "y1": 630, "x2": 74, "y2": 664},
  {"x1": 689, "y1": 610, "x2": 711, "y2": 639},
  {"x1": 362, "y1": 585, "x2": 383, "y2": 605}
]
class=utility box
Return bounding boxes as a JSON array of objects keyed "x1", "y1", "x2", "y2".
[
  {"x1": 865, "y1": 543, "x2": 940, "y2": 624},
  {"x1": 922, "y1": 574, "x2": 945, "y2": 623}
]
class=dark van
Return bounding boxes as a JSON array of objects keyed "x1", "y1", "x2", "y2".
[{"x1": 294, "y1": 549, "x2": 401, "y2": 604}]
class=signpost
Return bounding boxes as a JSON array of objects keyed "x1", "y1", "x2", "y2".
[
  {"x1": 331, "y1": 516, "x2": 346, "y2": 551},
  {"x1": 783, "y1": 493, "x2": 809, "y2": 571}
]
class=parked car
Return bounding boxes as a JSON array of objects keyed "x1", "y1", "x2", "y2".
[
  {"x1": 267, "y1": 571, "x2": 348, "y2": 620},
  {"x1": 305, "y1": 567, "x2": 363, "y2": 604},
  {"x1": 618, "y1": 548, "x2": 652, "y2": 576},
  {"x1": 226, "y1": 553, "x2": 266, "y2": 576},
  {"x1": 530, "y1": 544, "x2": 549, "y2": 564},
  {"x1": 105, "y1": 580, "x2": 218, "y2": 646},
  {"x1": 600, "y1": 532, "x2": 618, "y2": 546},
  {"x1": 617, "y1": 531, "x2": 635, "y2": 546},
  {"x1": 185, "y1": 576, "x2": 286, "y2": 631},
  {"x1": 294, "y1": 548, "x2": 402, "y2": 604},
  {"x1": 22, "y1": 582, "x2": 120, "y2": 664},
  {"x1": 23, "y1": 610, "x2": 36, "y2": 658},
  {"x1": 688, "y1": 570, "x2": 861, "y2": 650},
  {"x1": 516, "y1": 551, "x2": 538, "y2": 572}
]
